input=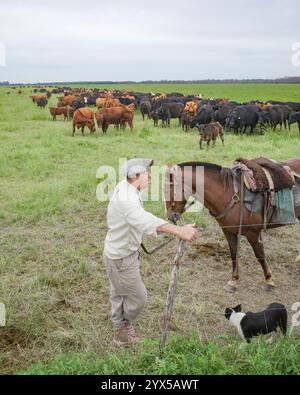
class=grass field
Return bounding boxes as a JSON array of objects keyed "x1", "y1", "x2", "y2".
[{"x1": 0, "y1": 84, "x2": 300, "y2": 374}]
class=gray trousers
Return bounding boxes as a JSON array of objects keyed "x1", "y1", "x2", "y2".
[{"x1": 103, "y1": 250, "x2": 147, "y2": 329}]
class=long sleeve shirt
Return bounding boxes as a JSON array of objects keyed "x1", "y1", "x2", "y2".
[{"x1": 104, "y1": 180, "x2": 168, "y2": 260}]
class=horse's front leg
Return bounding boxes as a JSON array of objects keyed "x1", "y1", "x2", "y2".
[
  {"x1": 246, "y1": 231, "x2": 275, "y2": 290},
  {"x1": 223, "y1": 230, "x2": 240, "y2": 293}
]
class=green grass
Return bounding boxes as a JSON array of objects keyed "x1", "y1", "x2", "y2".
[
  {"x1": 1, "y1": 86, "x2": 299, "y2": 227},
  {"x1": 18, "y1": 334, "x2": 300, "y2": 375},
  {"x1": 64, "y1": 83, "x2": 300, "y2": 102},
  {"x1": 0, "y1": 84, "x2": 300, "y2": 375}
]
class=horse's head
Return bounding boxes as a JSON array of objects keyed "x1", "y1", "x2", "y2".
[{"x1": 164, "y1": 165, "x2": 191, "y2": 224}]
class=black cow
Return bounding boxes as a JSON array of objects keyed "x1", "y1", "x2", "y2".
[
  {"x1": 288, "y1": 112, "x2": 300, "y2": 132},
  {"x1": 267, "y1": 101, "x2": 300, "y2": 112},
  {"x1": 150, "y1": 110, "x2": 167, "y2": 127},
  {"x1": 155, "y1": 102, "x2": 184, "y2": 127},
  {"x1": 119, "y1": 97, "x2": 136, "y2": 106},
  {"x1": 152, "y1": 97, "x2": 185, "y2": 110},
  {"x1": 190, "y1": 105, "x2": 214, "y2": 128},
  {"x1": 36, "y1": 98, "x2": 48, "y2": 108},
  {"x1": 285, "y1": 102, "x2": 300, "y2": 112},
  {"x1": 71, "y1": 100, "x2": 85, "y2": 110},
  {"x1": 281, "y1": 105, "x2": 293, "y2": 129},
  {"x1": 140, "y1": 100, "x2": 152, "y2": 120},
  {"x1": 151, "y1": 103, "x2": 184, "y2": 127},
  {"x1": 136, "y1": 94, "x2": 151, "y2": 105},
  {"x1": 258, "y1": 105, "x2": 284, "y2": 131},
  {"x1": 82, "y1": 94, "x2": 98, "y2": 106},
  {"x1": 212, "y1": 103, "x2": 237, "y2": 126},
  {"x1": 226, "y1": 105, "x2": 260, "y2": 134}
]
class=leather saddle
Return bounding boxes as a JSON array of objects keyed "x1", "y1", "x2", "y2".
[
  {"x1": 233, "y1": 157, "x2": 300, "y2": 226},
  {"x1": 235, "y1": 157, "x2": 295, "y2": 193}
]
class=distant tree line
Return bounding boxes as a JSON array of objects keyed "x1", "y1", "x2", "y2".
[
  {"x1": 2, "y1": 76, "x2": 300, "y2": 86},
  {"x1": 139, "y1": 77, "x2": 300, "y2": 84}
]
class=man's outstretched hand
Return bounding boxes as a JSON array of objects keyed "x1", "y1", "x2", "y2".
[
  {"x1": 177, "y1": 224, "x2": 199, "y2": 242},
  {"x1": 158, "y1": 223, "x2": 199, "y2": 243}
]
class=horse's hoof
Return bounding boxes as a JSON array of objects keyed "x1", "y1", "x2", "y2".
[
  {"x1": 295, "y1": 255, "x2": 300, "y2": 263},
  {"x1": 261, "y1": 282, "x2": 275, "y2": 291},
  {"x1": 223, "y1": 283, "x2": 237, "y2": 293}
]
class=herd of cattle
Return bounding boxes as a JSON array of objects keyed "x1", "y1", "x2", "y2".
[{"x1": 28, "y1": 87, "x2": 300, "y2": 143}]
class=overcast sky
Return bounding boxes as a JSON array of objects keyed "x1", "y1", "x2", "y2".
[{"x1": 0, "y1": 0, "x2": 299, "y2": 83}]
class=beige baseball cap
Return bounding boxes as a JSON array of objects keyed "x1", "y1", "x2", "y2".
[{"x1": 122, "y1": 158, "x2": 154, "y2": 178}]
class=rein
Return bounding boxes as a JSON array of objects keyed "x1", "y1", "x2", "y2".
[
  {"x1": 141, "y1": 200, "x2": 196, "y2": 255},
  {"x1": 141, "y1": 237, "x2": 176, "y2": 255}
]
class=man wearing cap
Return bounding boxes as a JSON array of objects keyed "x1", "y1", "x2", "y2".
[{"x1": 103, "y1": 158, "x2": 199, "y2": 346}]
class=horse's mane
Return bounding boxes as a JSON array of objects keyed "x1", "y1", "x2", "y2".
[
  {"x1": 177, "y1": 162, "x2": 232, "y2": 189},
  {"x1": 177, "y1": 161, "x2": 222, "y2": 172}
]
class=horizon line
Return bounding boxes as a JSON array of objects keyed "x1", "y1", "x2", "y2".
[{"x1": 2, "y1": 76, "x2": 300, "y2": 86}]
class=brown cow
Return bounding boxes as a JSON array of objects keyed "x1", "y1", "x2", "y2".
[
  {"x1": 95, "y1": 111, "x2": 104, "y2": 128},
  {"x1": 180, "y1": 112, "x2": 192, "y2": 132},
  {"x1": 104, "y1": 98, "x2": 121, "y2": 108},
  {"x1": 30, "y1": 95, "x2": 47, "y2": 103},
  {"x1": 49, "y1": 106, "x2": 70, "y2": 121},
  {"x1": 121, "y1": 95, "x2": 135, "y2": 101},
  {"x1": 197, "y1": 122, "x2": 225, "y2": 150},
  {"x1": 72, "y1": 108, "x2": 96, "y2": 136},
  {"x1": 184, "y1": 101, "x2": 198, "y2": 116},
  {"x1": 121, "y1": 103, "x2": 135, "y2": 112},
  {"x1": 256, "y1": 102, "x2": 272, "y2": 110},
  {"x1": 96, "y1": 98, "x2": 107, "y2": 109},
  {"x1": 58, "y1": 95, "x2": 78, "y2": 106},
  {"x1": 217, "y1": 98, "x2": 229, "y2": 106},
  {"x1": 97, "y1": 107, "x2": 134, "y2": 133},
  {"x1": 101, "y1": 92, "x2": 113, "y2": 99},
  {"x1": 151, "y1": 94, "x2": 167, "y2": 107}
]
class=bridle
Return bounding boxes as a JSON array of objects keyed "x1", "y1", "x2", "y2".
[
  {"x1": 165, "y1": 165, "x2": 197, "y2": 219},
  {"x1": 164, "y1": 164, "x2": 245, "y2": 267},
  {"x1": 141, "y1": 166, "x2": 196, "y2": 255}
]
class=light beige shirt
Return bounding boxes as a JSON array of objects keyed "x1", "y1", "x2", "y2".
[{"x1": 104, "y1": 180, "x2": 168, "y2": 259}]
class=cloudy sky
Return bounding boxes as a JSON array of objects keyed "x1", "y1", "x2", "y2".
[{"x1": 0, "y1": 0, "x2": 299, "y2": 83}]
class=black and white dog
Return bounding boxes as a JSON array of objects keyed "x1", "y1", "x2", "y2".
[{"x1": 225, "y1": 303, "x2": 287, "y2": 343}]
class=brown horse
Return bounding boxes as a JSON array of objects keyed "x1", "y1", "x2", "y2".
[{"x1": 164, "y1": 159, "x2": 300, "y2": 292}]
